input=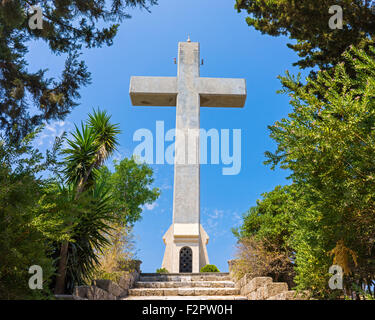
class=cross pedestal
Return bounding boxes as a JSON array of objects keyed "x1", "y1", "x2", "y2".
[{"x1": 129, "y1": 40, "x2": 246, "y2": 273}]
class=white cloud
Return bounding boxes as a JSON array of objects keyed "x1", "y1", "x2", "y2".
[
  {"x1": 144, "y1": 202, "x2": 158, "y2": 211},
  {"x1": 36, "y1": 120, "x2": 72, "y2": 148},
  {"x1": 202, "y1": 208, "x2": 226, "y2": 239},
  {"x1": 201, "y1": 208, "x2": 243, "y2": 241},
  {"x1": 210, "y1": 209, "x2": 224, "y2": 220}
]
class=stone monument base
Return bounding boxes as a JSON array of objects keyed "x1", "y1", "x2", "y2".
[{"x1": 161, "y1": 224, "x2": 209, "y2": 273}]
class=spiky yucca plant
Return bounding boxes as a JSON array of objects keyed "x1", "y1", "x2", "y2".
[{"x1": 55, "y1": 109, "x2": 120, "y2": 294}]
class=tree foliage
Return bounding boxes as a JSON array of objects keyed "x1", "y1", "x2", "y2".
[
  {"x1": 235, "y1": 0, "x2": 375, "y2": 70},
  {"x1": 234, "y1": 0, "x2": 375, "y2": 299},
  {"x1": 0, "y1": 0, "x2": 157, "y2": 141},
  {"x1": 55, "y1": 109, "x2": 122, "y2": 293},
  {"x1": 0, "y1": 127, "x2": 65, "y2": 299},
  {"x1": 264, "y1": 46, "x2": 375, "y2": 298},
  {"x1": 93, "y1": 222, "x2": 136, "y2": 282},
  {"x1": 0, "y1": 109, "x2": 160, "y2": 298},
  {"x1": 234, "y1": 185, "x2": 294, "y2": 248},
  {"x1": 98, "y1": 158, "x2": 160, "y2": 226},
  {"x1": 233, "y1": 185, "x2": 296, "y2": 287}
]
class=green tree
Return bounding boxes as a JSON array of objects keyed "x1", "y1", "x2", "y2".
[
  {"x1": 54, "y1": 110, "x2": 159, "y2": 294},
  {"x1": 0, "y1": 0, "x2": 157, "y2": 141},
  {"x1": 55, "y1": 109, "x2": 120, "y2": 294},
  {"x1": 99, "y1": 158, "x2": 160, "y2": 226},
  {"x1": 235, "y1": 0, "x2": 375, "y2": 70},
  {"x1": 0, "y1": 127, "x2": 67, "y2": 299},
  {"x1": 62, "y1": 159, "x2": 160, "y2": 292},
  {"x1": 234, "y1": 185, "x2": 294, "y2": 248},
  {"x1": 63, "y1": 181, "x2": 117, "y2": 292},
  {"x1": 87, "y1": 158, "x2": 159, "y2": 284},
  {"x1": 0, "y1": 110, "x2": 160, "y2": 298},
  {"x1": 233, "y1": 185, "x2": 296, "y2": 286},
  {"x1": 265, "y1": 46, "x2": 375, "y2": 298}
]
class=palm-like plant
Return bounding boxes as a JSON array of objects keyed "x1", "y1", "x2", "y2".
[
  {"x1": 76, "y1": 109, "x2": 120, "y2": 194},
  {"x1": 65, "y1": 182, "x2": 116, "y2": 292},
  {"x1": 54, "y1": 109, "x2": 120, "y2": 294},
  {"x1": 63, "y1": 123, "x2": 98, "y2": 187}
]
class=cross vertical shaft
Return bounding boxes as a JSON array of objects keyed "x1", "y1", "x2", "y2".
[
  {"x1": 129, "y1": 40, "x2": 246, "y2": 273},
  {"x1": 174, "y1": 42, "x2": 200, "y2": 226},
  {"x1": 171, "y1": 42, "x2": 204, "y2": 273}
]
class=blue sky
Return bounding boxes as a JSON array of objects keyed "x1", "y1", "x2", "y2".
[{"x1": 28, "y1": 0, "x2": 309, "y2": 272}]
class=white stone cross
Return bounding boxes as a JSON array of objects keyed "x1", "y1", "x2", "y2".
[{"x1": 129, "y1": 40, "x2": 246, "y2": 273}]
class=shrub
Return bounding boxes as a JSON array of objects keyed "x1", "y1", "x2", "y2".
[
  {"x1": 156, "y1": 268, "x2": 169, "y2": 274},
  {"x1": 200, "y1": 265, "x2": 220, "y2": 273},
  {"x1": 93, "y1": 271, "x2": 124, "y2": 284},
  {"x1": 232, "y1": 236, "x2": 295, "y2": 287}
]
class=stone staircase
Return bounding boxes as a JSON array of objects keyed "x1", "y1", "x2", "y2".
[{"x1": 123, "y1": 273, "x2": 247, "y2": 300}]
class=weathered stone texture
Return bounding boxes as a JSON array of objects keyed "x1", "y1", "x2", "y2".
[
  {"x1": 241, "y1": 276, "x2": 272, "y2": 295},
  {"x1": 73, "y1": 268, "x2": 141, "y2": 300},
  {"x1": 263, "y1": 282, "x2": 289, "y2": 300},
  {"x1": 123, "y1": 273, "x2": 246, "y2": 300},
  {"x1": 92, "y1": 279, "x2": 124, "y2": 297},
  {"x1": 228, "y1": 260, "x2": 310, "y2": 301}
]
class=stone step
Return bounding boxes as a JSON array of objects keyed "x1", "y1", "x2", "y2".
[
  {"x1": 139, "y1": 273, "x2": 231, "y2": 282},
  {"x1": 123, "y1": 295, "x2": 247, "y2": 300},
  {"x1": 135, "y1": 281, "x2": 235, "y2": 289},
  {"x1": 128, "y1": 287, "x2": 240, "y2": 297}
]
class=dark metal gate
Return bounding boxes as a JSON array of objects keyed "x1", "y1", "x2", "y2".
[{"x1": 179, "y1": 246, "x2": 192, "y2": 273}]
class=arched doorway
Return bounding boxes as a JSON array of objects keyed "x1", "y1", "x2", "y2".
[{"x1": 179, "y1": 246, "x2": 192, "y2": 273}]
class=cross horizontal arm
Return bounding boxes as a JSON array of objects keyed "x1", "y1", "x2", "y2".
[
  {"x1": 130, "y1": 76, "x2": 177, "y2": 106},
  {"x1": 198, "y1": 78, "x2": 247, "y2": 108}
]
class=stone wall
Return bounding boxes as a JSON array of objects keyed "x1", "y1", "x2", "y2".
[
  {"x1": 72, "y1": 260, "x2": 142, "y2": 300},
  {"x1": 228, "y1": 260, "x2": 310, "y2": 300},
  {"x1": 73, "y1": 271, "x2": 140, "y2": 300}
]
